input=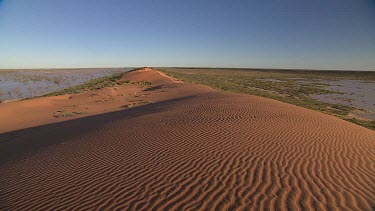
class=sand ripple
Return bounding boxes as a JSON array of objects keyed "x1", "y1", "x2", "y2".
[{"x1": 1, "y1": 73, "x2": 375, "y2": 210}]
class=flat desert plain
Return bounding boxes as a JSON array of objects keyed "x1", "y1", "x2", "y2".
[{"x1": 0, "y1": 68, "x2": 374, "y2": 210}]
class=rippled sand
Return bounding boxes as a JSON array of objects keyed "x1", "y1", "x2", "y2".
[{"x1": 1, "y1": 68, "x2": 374, "y2": 210}]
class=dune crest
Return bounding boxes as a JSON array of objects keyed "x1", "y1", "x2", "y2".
[{"x1": 0, "y1": 68, "x2": 375, "y2": 210}]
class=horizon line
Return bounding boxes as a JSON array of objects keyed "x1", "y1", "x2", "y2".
[{"x1": 0, "y1": 66, "x2": 374, "y2": 73}]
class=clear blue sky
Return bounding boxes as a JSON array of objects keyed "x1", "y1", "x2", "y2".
[{"x1": 1, "y1": 0, "x2": 375, "y2": 70}]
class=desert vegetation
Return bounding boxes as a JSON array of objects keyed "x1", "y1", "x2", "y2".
[
  {"x1": 41, "y1": 72, "x2": 151, "y2": 97},
  {"x1": 42, "y1": 72, "x2": 129, "y2": 97},
  {"x1": 53, "y1": 110, "x2": 87, "y2": 118}
]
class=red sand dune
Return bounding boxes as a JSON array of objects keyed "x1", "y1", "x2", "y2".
[{"x1": 0, "y1": 68, "x2": 374, "y2": 210}]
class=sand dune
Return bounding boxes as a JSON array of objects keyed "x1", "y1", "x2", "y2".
[
  {"x1": 0, "y1": 68, "x2": 195, "y2": 133},
  {"x1": 0, "y1": 68, "x2": 374, "y2": 210}
]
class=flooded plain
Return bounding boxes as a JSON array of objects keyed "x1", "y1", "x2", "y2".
[
  {"x1": 0, "y1": 68, "x2": 131, "y2": 101},
  {"x1": 310, "y1": 79, "x2": 375, "y2": 120}
]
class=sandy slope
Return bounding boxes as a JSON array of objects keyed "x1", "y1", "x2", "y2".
[
  {"x1": 0, "y1": 68, "x2": 374, "y2": 210},
  {"x1": 0, "y1": 68, "x2": 195, "y2": 133}
]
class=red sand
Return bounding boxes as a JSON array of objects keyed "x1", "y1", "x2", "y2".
[{"x1": 0, "y1": 68, "x2": 374, "y2": 210}]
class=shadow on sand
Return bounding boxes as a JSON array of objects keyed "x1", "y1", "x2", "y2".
[{"x1": 0, "y1": 96, "x2": 195, "y2": 165}]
